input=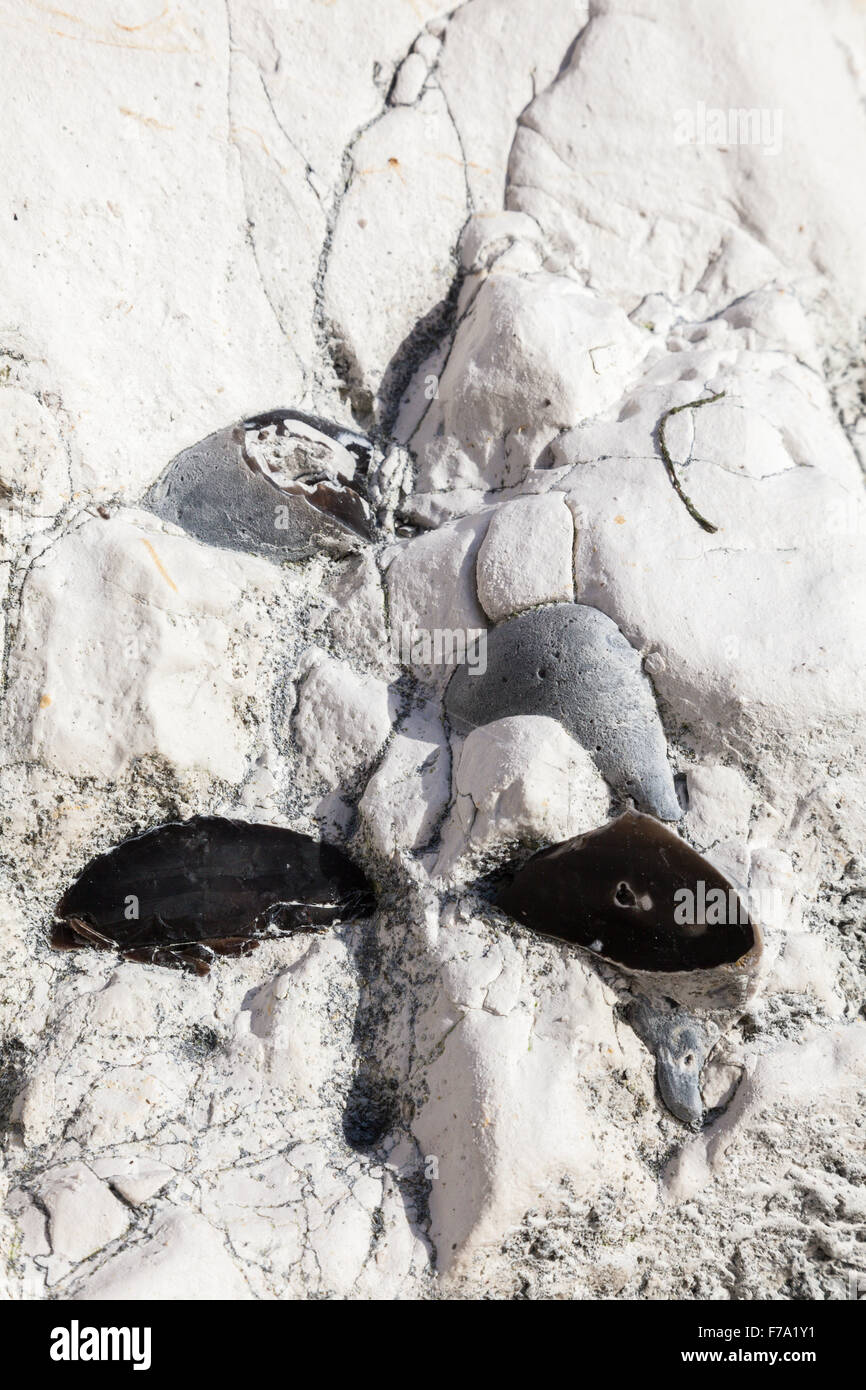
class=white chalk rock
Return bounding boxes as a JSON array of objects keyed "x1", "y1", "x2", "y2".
[
  {"x1": 39, "y1": 1162, "x2": 130, "y2": 1265},
  {"x1": 389, "y1": 52, "x2": 429, "y2": 106},
  {"x1": 326, "y1": 551, "x2": 393, "y2": 677},
  {"x1": 385, "y1": 513, "x2": 489, "y2": 689},
  {"x1": 508, "y1": 0, "x2": 866, "y2": 333},
  {"x1": 88, "y1": 970, "x2": 161, "y2": 1036},
  {"x1": 227, "y1": 0, "x2": 451, "y2": 197},
  {"x1": 684, "y1": 764, "x2": 753, "y2": 851},
  {"x1": 294, "y1": 651, "x2": 395, "y2": 790},
  {"x1": 410, "y1": 271, "x2": 647, "y2": 490},
  {"x1": 719, "y1": 285, "x2": 821, "y2": 368},
  {"x1": 665, "y1": 1021, "x2": 866, "y2": 1204},
  {"x1": 412, "y1": 917, "x2": 655, "y2": 1278},
  {"x1": 458, "y1": 212, "x2": 546, "y2": 274},
  {"x1": 91, "y1": 1156, "x2": 175, "y2": 1207},
  {"x1": 224, "y1": 45, "x2": 325, "y2": 377},
  {"x1": 322, "y1": 88, "x2": 467, "y2": 403},
  {"x1": 435, "y1": 715, "x2": 610, "y2": 876},
  {"x1": 437, "y1": 0, "x2": 589, "y2": 212},
  {"x1": 0, "y1": 4, "x2": 306, "y2": 501},
  {"x1": 4, "y1": 1190, "x2": 50, "y2": 1268},
  {"x1": 74, "y1": 1209, "x2": 254, "y2": 1300},
  {"x1": 557, "y1": 337, "x2": 857, "y2": 489},
  {"x1": 476, "y1": 494, "x2": 574, "y2": 621},
  {"x1": 358, "y1": 705, "x2": 451, "y2": 860},
  {"x1": 12, "y1": 1070, "x2": 57, "y2": 1148},
  {"x1": 68, "y1": 1064, "x2": 188, "y2": 1151},
  {"x1": 2, "y1": 511, "x2": 279, "y2": 783},
  {"x1": 238, "y1": 935, "x2": 358, "y2": 1102},
  {"x1": 555, "y1": 359, "x2": 866, "y2": 790},
  {"x1": 766, "y1": 932, "x2": 845, "y2": 1018}
]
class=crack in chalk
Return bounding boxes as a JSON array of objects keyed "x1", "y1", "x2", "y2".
[
  {"x1": 312, "y1": 115, "x2": 387, "y2": 421},
  {"x1": 432, "y1": 73, "x2": 474, "y2": 221},
  {"x1": 403, "y1": 282, "x2": 486, "y2": 455},
  {"x1": 256, "y1": 70, "x2": 323, "y2": 204},
  {"x1": 223, "y1": 0, "x2": 307, "y2": 388},
  {"x1": 655, "y1": 392, "x2": 726, "y2": 532},
  {"x1": 311, "y1": 14, "x2": 479, "y2": 433}
]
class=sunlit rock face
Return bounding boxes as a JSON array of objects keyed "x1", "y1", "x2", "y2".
[{"x1": 1, "y1": 0, "x2": 865, "y2": 1304}]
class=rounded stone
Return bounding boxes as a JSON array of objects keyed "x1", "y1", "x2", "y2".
[{"x1": 445, "y1": 602, "x2": 682, "y2": 820}]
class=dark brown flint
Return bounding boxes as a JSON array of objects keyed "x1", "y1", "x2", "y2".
[
  {"x1": 53, "y1": 816, "x2": 376, "y2": 973},
  {"x1": 497, "y1": 810, "x2": 754, "y2": 973}
]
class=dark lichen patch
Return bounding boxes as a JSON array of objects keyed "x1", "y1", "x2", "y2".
[
  {"x1": 342, "y1": 1068, "x2": 399, "y2": 1151},
  {"x1": 144, "y1": 408, "x2": 375, "y2": 562},
  {"x1": 497, "y1": 810, "x2": 754, "y2": 974},
  {"x1": 0, "y1": 1039, "x2": 28, "y2": 1130},
  {"x1": 445, "y1": 603, "x2": 682, "y2": 821},
  {"x1": 52, "y1": 816, "x2": 376, "y2": 974},
  {"x1": 180, "y1": 1024, "x2": 223, "y2": 1061}
]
